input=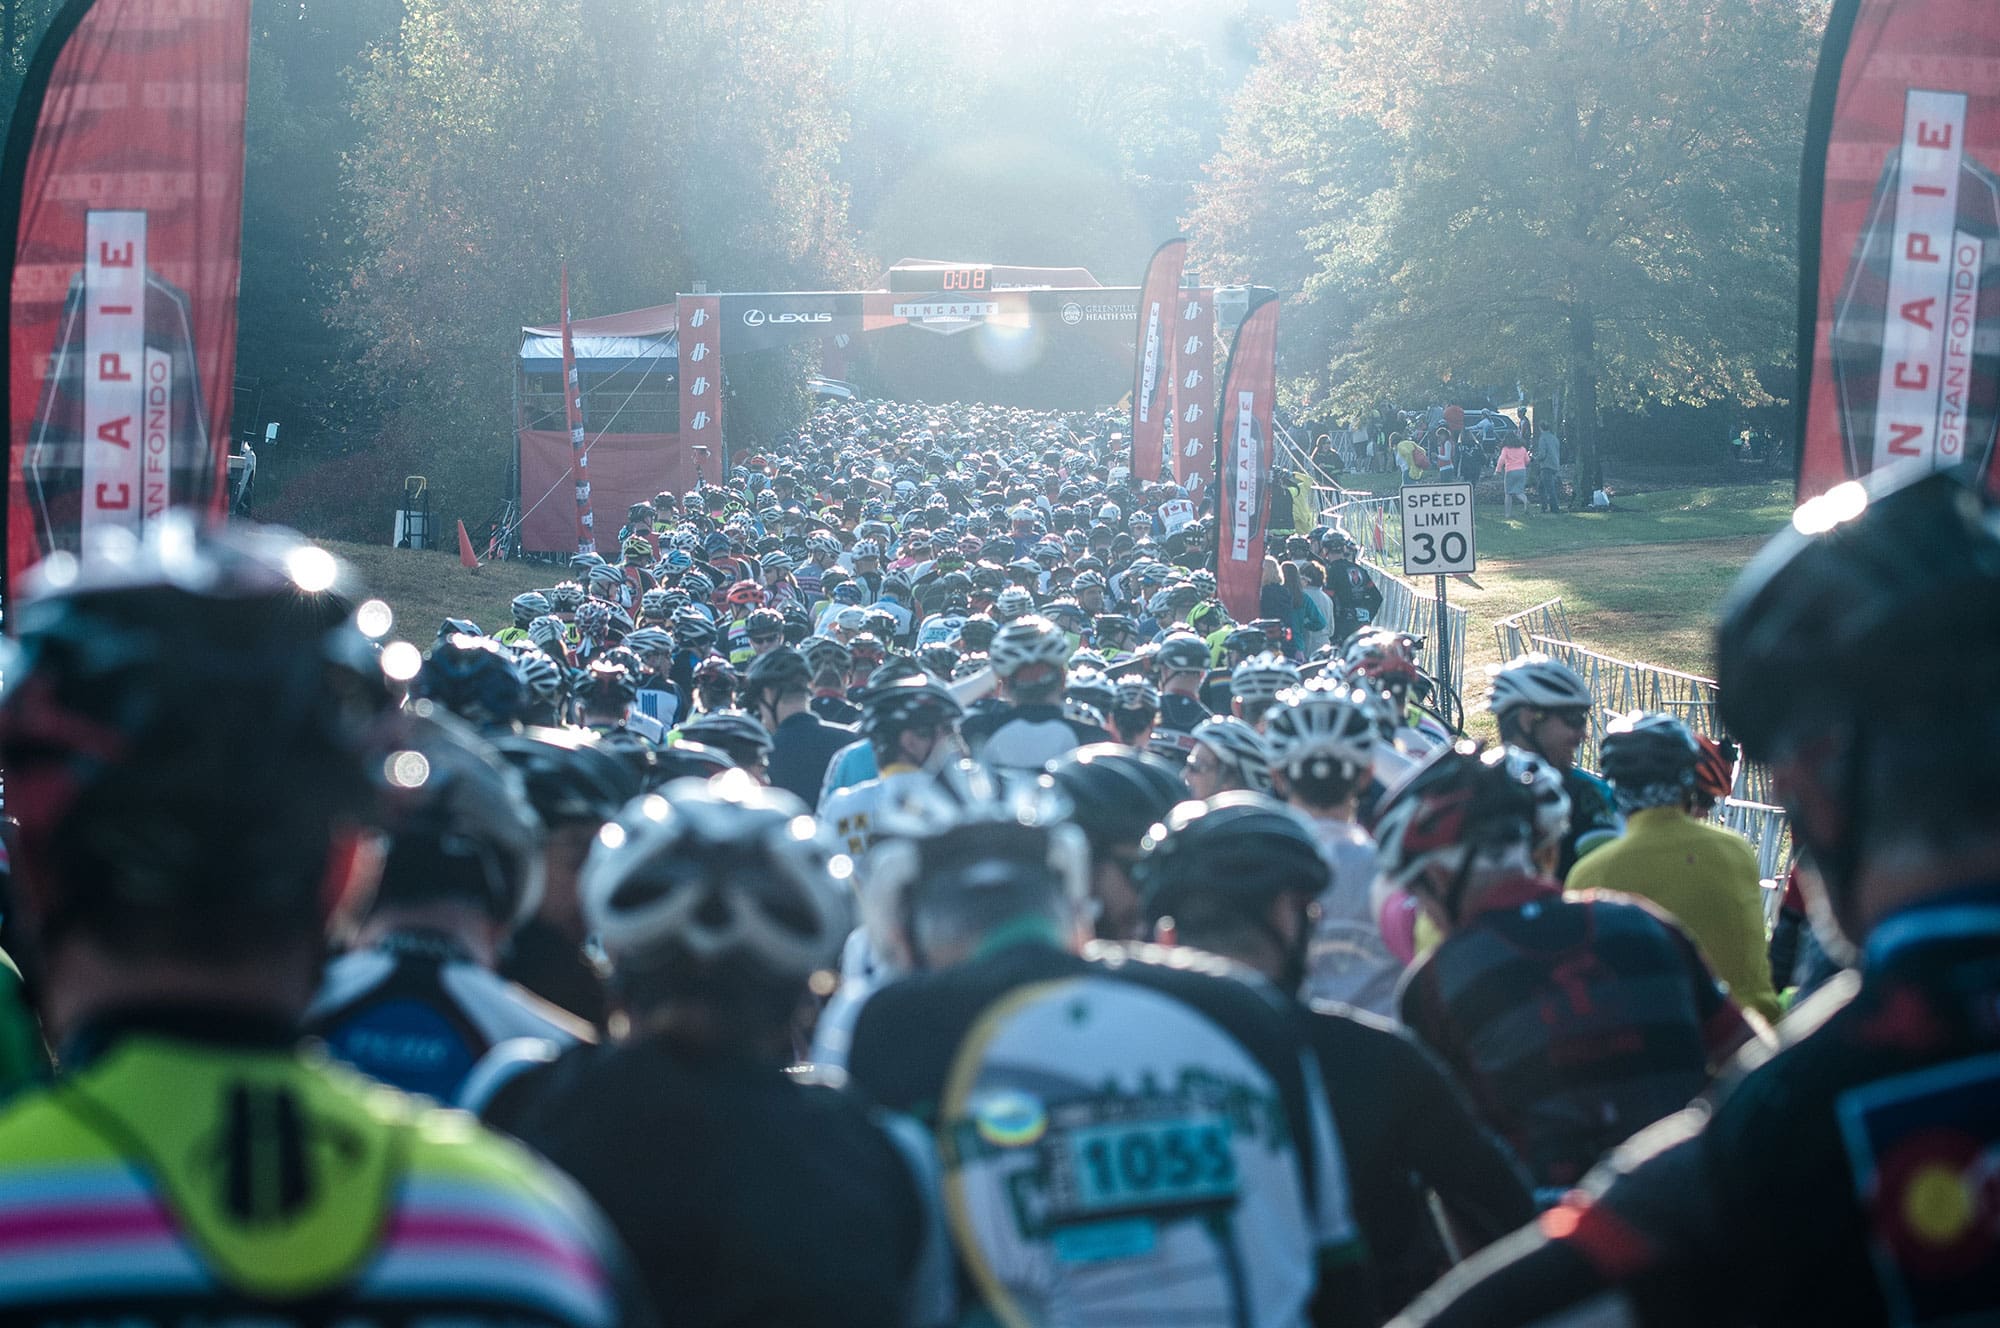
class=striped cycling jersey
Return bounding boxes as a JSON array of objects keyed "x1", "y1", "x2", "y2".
[
  {"x1": 1399, "y1": 877, "x2": 1746, "y2": 1197},
  {"x1": 0, "y1": 1010, "x2": 642, "y2": 1326}
]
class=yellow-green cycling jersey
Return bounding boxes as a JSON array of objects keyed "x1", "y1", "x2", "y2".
[{"x1": 0, "y1": 1010, "x2": 647, "y2": 1324}]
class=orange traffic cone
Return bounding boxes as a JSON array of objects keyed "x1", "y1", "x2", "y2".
[{"x1": 457, "y1": 520, "x2": 480, "y2": 571}]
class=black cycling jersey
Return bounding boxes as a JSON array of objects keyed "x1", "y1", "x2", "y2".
[
  {"x1": 487, "y1": 1035, "x2": 942, "y2": 1328},
  {"x1": 811, "y1": 693, "x2": 863, "y2": 726},
  {"x1": 304, "y1": 931, "x2": 592, "y2": 1102},
  {"x1": 1150, "y1": 690, "x2": 1212, "y2": 762},
  {"x1": 768, "y1": 710, "x2": 858, "y2": 807},
  {"x1": 1198, "y1": 670, "x2": 1235, "y2": 717},
  {"x1": 502, "y1": 918, "x2": 610, "y2": 1031},
  {"x1": 1399, "y1": 882, "x2": 2000, "y2": 1328},
  {"x1": 960, "y1": 702, "x2": 1110, "y2": 774},
  {"x1": 1399, "y1": 877, "x2": 1749, "y2": 1197},
  {"x1": 1297, "y1": 1002, "x2": 1536, "y2": 1316},
  {"x1": 847, "y1": 935, "x2": 1378, "y2": 1328}
]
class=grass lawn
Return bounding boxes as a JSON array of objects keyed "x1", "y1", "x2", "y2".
[{"x1": 323, "y1": 540, "x2": 554, "y2": 645}]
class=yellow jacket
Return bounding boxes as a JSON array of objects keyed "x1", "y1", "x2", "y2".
[{"x1": 1565, "y1": 806, "x2": 1782, "y2": 1025}]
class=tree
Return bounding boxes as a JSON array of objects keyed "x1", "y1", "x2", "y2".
[
  {"x1": 1, "y1": 0, "x2": 66, "y2": 146},
  {"x1": 333, "y1": 0, "x2": 856, "y2": 526},
  {"x1": 1192, "y1": 0, "x2": 1823, "y2": 489}
]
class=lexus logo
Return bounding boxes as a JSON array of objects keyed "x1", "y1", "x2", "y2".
[{"x1": 743, "y1": 309, "x2": 833, "y2": 327}]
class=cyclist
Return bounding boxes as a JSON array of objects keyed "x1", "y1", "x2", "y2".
[
  {"x1": 1376, "y1": 741, "x2": 1757, "y2": 1205},
  {"x1": 1233, "y1": 650, "x2": 1302, "y2": 728},
  {"x1": 802, "y1": 634, "x2": 862, "y2": 724},
  {"x1": 473, "y1": 774, "x2": 949, "y2": 1328},
  {"x1": 1043, "y1": 745, "x2": 1188, "y2": 942},
  {"x1": 743, "y1": 646, "x2": 856, "y2": 805},
  {"x1": 961, "y1": 614, "x2": 1106, "y2": 774},
  {"x1": 413, "y1": 632, "x2": 527, "y2": 730},
  {"x1": 1265, "y1": 683, "x2": 1401, "y2": 1017},
  {"x1": 494, "y1": 727, "x2": 644, "y2": 1030},
  {"x1": 1485, "y1": 652, "x2": 1622, "y2": 875},
  {"x1": 1394, "y1": 468, "x2": 2000, "y2": 1328},
  {"x1": 1148, "y1": 630, "x2": 1214, "y2": 762},
  {"x1": 622, "y1": 625, "x2": 680, "y2": 731},
  {"x1": 677, "y1": 708, "x2": 774, "y2": 783},
  {"x1": 1186, "y1": 714, "x2": 1276, "y2": 797},
  {"x1": 307, "y1": 713, "x2": 592, "y2": 1100},
  {"x1": 1689, "y1": 732, "x2": 1738, "y2": 818},
  {"x1": 1108, "y1": 677, "x2": 1161, "y2": 749},
  {"x1": 690, "y1": 656, "x2": 739, "y2": 716},
  {"x1": 1565, "y1": 711, "x2": 1782, "y2": 1024},
  {"x1": 1137, "y1": 796, "x2": 1538, "y2": 1312},
  {"x1": 0, "y1": 520, "x2": 642, "y2": 1324},
  {"x1": 845, "y1": 785, "x2": 1377, "y2": 1328},
  {"x1": 498, "y1": 590, "x2": 552, "y2": 646}
]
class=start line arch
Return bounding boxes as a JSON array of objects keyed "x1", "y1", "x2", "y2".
[{"x1": 514, "y1": 261, "x2": 1253, "y2": 556}]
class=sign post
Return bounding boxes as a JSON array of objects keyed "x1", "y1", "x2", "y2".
[{"x1": 1400, "y1": 483, "x2": 1477, "y2": 730}]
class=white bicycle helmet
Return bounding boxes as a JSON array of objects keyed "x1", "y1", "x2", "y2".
[
  {"x1": 1113, "y1": 678, "x2": 1161, "y2": 712},
  {"x1": 1485, "y1": 652, "x2": 1592, "y2": 720},
  {"x1": 799, "y1": 635, "x2": 852, "y2": 677},
  {"x1": 582, "y1": 771, "x2": 849, "y2": 985},
  {"x1": 1231, "y1": 651, "x2": 1303, "y2": 703},
  {"x1": 1263, "y1": 683, "x2": 1380, "y2": 782},
  {"x1": 1502, "y1": 745, "x2": 1573, "y2": 854},
  {"x1": 993, "y1": 586, "x2": 1036, "y2": 623},
  {"x1": 850, "y1": 539, "x2": 883, "y2": 561},
  {"x1": 1189, "y1": 715, "x2": 1274, "y2": 792},
  {"x1": 623, "y1": 627, "x2": 674, "y2": 658},
  {"x1": 511, "y1": 648, "x2": 565, "y2": 707},
  {"x1": 987, "y1": 615, "x2": 1071, "y2": 679}
]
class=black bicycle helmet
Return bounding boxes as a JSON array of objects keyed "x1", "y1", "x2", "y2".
[
  {"x1": 1042, "y1": 744, "x2": 1188, "y2": 853},
  {"x1": 1135, "y1": 792, "x2": 1328, "y2": 923},
  {"x1": 742, "y1": 646, "x2": 813, "y2": 704},
  {"x1": 492, "y1": 726, "x2": 643, "y2": 825}
]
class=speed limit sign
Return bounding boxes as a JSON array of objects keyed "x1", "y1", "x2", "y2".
[{"x1": 1401, "y1": 484, "x2": 1477, "y2": 576}]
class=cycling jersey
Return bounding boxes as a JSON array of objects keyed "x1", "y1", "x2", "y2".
[
  {"x1": 847, "y1": 935, "x2": 1375, "y2": 1328},
  {"x1": 961, "y1": 702, "x2": 1110, "y2": 776},
  {"x1": 305, "y1": 931, "x2": 593, "y2": 1102},
  {"x1": 0, "y1": 1008, "x2": 641, "y2": 1325},
  {"x1": 1565, "y1": 807, "x2": 1783, "y2": 1024},
  {"x1": 820, "y1": 767, "x2": 933, "y2": 857},
  {"x1": 1399, "y1": 877, "x2": 1751, "y2": 1200},
  {"x1": 812, "y1": 691, "x2": 863, "y2": 725},
  {"x1": 1397, "y1": 883, "x2": 2000, "y2": 1328},
  {"x1": 1557, "y1": 766, "x2": 1622, "y2": 877},
  {"x1": 504, "y1": 917, "x2": 610, "y2": 1031},
  {"x1": 1199, "y1": 669, "x2": 1236, "y2": 716},
  {"x1": 479, "y1": 1034, "x2": 949, "y2": 1328},
  {"x1": 632, "y1": 678, "x2": 680, "y2": 731},
  {"x1": 768, "y1": 710, "x2": 858, "y2": 807},
  {"x1": 916, "y1": 612, "x2": 966, "y2": 649},
  {"x1": 1149, "y1": 690, "x2": 1212, "y2": 763},
  {"x1": 1297, "y1": 1002, "x2": 1535, "y2": 1314},
  {"x1": 1302, "y1": 816, "x2": 1402, "y2": 1019}
]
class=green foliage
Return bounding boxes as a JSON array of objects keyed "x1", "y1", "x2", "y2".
[
  {"x1": 0, "y1": 0, "x2": 66, "y2": 147},
  {"x1": 334, "y1": 0, "x2": 857, "y2": 529},
  {"x1": 1191, "y1": 0, "x2": 1825, "y2": 469}
]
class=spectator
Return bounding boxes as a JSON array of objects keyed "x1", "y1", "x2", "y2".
[
  {"x1": 1299, "y1": 560, "x2": 1337, "y2": 657},
  {"x1": 1534, "y1": 423, "x2": 1563, "y2": 513},
  {"x1": 1496, "y1": 437, "x2": 1533, "y2": 518},
  {"x1": 1259, "y1": 555, "x2": 1297, "y2": 652}
]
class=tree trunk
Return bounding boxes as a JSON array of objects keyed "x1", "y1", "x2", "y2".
[{"x1": 1565, "y1": 303, "x2": 1604, "y2": 507}]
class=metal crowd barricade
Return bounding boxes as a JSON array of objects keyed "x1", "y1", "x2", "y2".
[
  {"x1": 1492, "y1": 598, "x2": 1575, "y2": 660},
  {"x1": 1361, "y1": 565, "x2": 1469, "y2": 725},
  {"x1": 1322, "y1": 494, "x2": 1405, "y2": 570},
  {"x1": 1494, "y1": 597, "x2": 1791, "y2": 869}
]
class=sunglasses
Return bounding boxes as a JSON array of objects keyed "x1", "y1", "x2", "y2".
[
  {"x1": 1541, "y1": 707, "x2": 1590, "y2": 728},
  {"x1": 749, "y1": 632, "x2": 782, "y2": 645}
]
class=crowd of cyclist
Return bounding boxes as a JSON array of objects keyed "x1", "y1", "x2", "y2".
[{"x1": 0, "y1": 392, "x2": 1990, "y2": 1327}]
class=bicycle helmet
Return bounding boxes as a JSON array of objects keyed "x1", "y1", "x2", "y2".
[
  {"x1": 1190, "y1": 717, "x2": 1275, "y2": 792},
  {"x1": 623, "y1": 627, "x2": 674, "y2": 660},
  {"x1": 582, "y1": 772, "x2": 849, "y2": 997},
  {"x1": 527, "y1": 615, "x2": 570, "y2": 658},
  {"x1": 958, "y1": 614, "x2": 999, "y2": 653},
  {"x1": 830, "y1": 582, "x2": 865, "y2": 606},
  {"x1": 0, "y1": 517, "x2": 391, "y2": 956},
  {"x1": 1113, "y1": 679, "x2": 1162, "y2": 713},
  {"x1": 667, "y1": 603, "x2": 710, "y2": 644},
  {"x1": 640, "y1": 588, "x2": 674, "y2": 619},
  {"x1": 862, "y1": 609, "x2": 901, "y2": 642},
  {"x1": 1135, "y1": 791, "x2": 1328, "y2": 929},
  {"x1": 1371, "y1": 741, "x2": 1538, "y2": 922},
  {"x1": 1232, "y1": 652, "x2": 1302, "y2": 704},
  {"x1": 860, "y1": 674, "x2": 965, "y2": 746},
  {"x1": 1501, "y1": 746, "x2": 1573, "y2": 855},
  {"x1": 781, "y1": 604, "x2": 813, "y2": 644},
  {"x1": 437, "y1": 616, "x2": 483, "y2": 642},
  {"x1": 743, "y1": 647, "x2": 813, "y2": 704},
  {"x1": 1263, "y1": 683, "x2": 1379, "y2": 783},
  {"x1": 511, "y1": 591, "x2": 552, "y2": 628},
  {"x1": 918, "y1": 643, "x2": 961, "y2": 680},
  {"x1": 692, "y1": 656, "x2": 738, "y2": 689},
  {"x1": 511, "y1": 647, "x2": 566, "y2": 711},
  {"x1": 1155, "y1": 632, "x2": 1210, "y2": 675},
  {"x1": 762, "y1": 551, "x2": 795, "y2": 574},
  {"x1": 1066, "y1": 669, "x2": 1117, "y2": 717},
  {"x1": 1693, "y1": 734, "x2": 1739, "y2": 807},
  {"x1": 1072, "y1": 570, "x2": 1107, "y2": 593},
  {"x1": 548, "y1": 582, "x2": 586, "y2": 613},
  {"x1": 493, "y1": 726, "x2": 643, "y2": 825},
  {"x1": 800, "y1": 635, "x2": 852, "y2": 679},
  {"x1": 682, "y1": 570, "x2": 716, "y2": 602},
  {"x1": 993, "y1": 586, "x2": 1036, "y2": 622},
  {"x1": 577, "y1": 658, "x2": 640, "y2": 708},
  {"x1": 587, "y1": 564, "x2": 627, "y2": 598},
  {"x1": 622, "y1": 535, "x2": 654, "y2": 562},
  {"x1": 987, "y1": 615, "x2": 1070, "y2": 679},
  {"x1": 1485, "y1": 652, "x2": 1592, "y2": 721},
  {"x1": 1224, "y1": 626, "x2": 1270, "y2": 658},
  {"x1": 807, "y1": 532, "x2": 843, "y2": 561},
  {"x1": 569, "y1": 552, "x2": 605, "y2": 575},
  {"x1": 654, "y1": 741, "x2": 737, "y2": 783},
  {"x1": 1344, "y1": 629, "x2": 1424, "y2": 699},
  {"x1": 745, "y1": 606, "x2": 786, "y2": 640},
  {"x1": 726, "y1": 580, "x2": 766, "y2": 608},
  {"x1": 850, "y1": 539, "x2": 882, "y2": 561},
  {"x1": 575, "y1": 599, "x2": 612, "y2": 642},
  {"x1": 1599, "y1": 710, "x2": 1701, "y2": 811},
  {"x1": 373, "y1": 712, "x2": 545, "y2": 927},
  {"x1": 1042, "y1": 745, "x2": 1189, "y2": 855},
  {"x1": 678, "y1": 709, "x2": 774, "y2": 768},
  {"x1": 602, "y1": 602, "x2": 634, "y2": 639},
  {"x1": 414, "y1": 634, "x2": 526, "y2": 728}
]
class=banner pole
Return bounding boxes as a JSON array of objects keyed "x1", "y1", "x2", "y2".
[{"x1": 1434, "y1": 572, "x2": 1451, "y2": 731}]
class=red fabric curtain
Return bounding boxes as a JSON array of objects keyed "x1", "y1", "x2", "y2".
[{"x1": 517, "y1": 431, "x2": 696, "y2": 553}]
